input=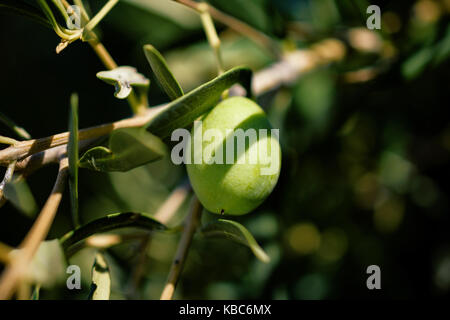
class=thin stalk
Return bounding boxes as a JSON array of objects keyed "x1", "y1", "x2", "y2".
[
  {"x1": 173, "y1": 0, "x2": 281, "y2": 58},
  {"x1": 198, "y1": 3, "x2": 224, "y2": 75},
  {"x1": 160, "y1": 197, "x2": 202, "y2": 300},
  {"x1": 82, "y1": 0, "x2": 119, "y2": 35},
  {"x1": 0, "y1": 136, "x2": 18, "y2": 146}
]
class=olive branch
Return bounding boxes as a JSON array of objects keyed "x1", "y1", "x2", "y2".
[{"x1": 0, "y1": 0, "x2": 354, "y2": 300}]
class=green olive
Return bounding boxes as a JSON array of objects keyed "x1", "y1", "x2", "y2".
[{"x1": 186, "y1": 96, "x2": 281, "y2": 215}]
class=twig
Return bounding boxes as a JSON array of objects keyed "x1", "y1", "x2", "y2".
[
  {"x1": 160, "y1": 196, "x2": 202, "y2": 300},
  {"x1": 173, "y1": 0, "x2": 280, "y2": 58},
  {"x1": 0, "y1": 242, "x2": 13, "y2": 265},
  {"x1": 129, "y1": 181, "x2": 192, "y2": 296},
  {"x1": 0, "y1": 105, "x2": 165, "y2": 166},
  {"x1": 198, "y1": 3, "x2": 224, "y2": 75},
  {"x1": 251, "y1": 39, "x2": 346, "y2": 96},
  {"x1": 154, "y1": 181, "x2": 192, "y2": 225},
  {"x1": 13, "y1": 138, "x2": 98, "y2": 177},
  {"x1": 0, "y1": 38, "x2": 346, "y2": 170},
  {"x1": 0, "y1": 136, "x2": 19, "y2": 146},
  {"x1": 0, "y1": 158, "x2": 69, "y2": 299}
]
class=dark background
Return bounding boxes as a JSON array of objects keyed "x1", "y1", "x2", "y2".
[{"x1": 0, "y1": 0, "x2": 449, "y2": 299}]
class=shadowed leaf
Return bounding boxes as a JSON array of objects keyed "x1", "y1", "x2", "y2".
[
  {"x1": 79, "y1": 128, "x2": 166, "y2": 172},
  {"x1": 68, "y1": 93, "x2": 80, "y2": 227},
  {"x1": 21, "y1": 240, "x2": 67, "y2": 288},
  {"x1": 60, "y1": 212, "x2": 168, "y2": 253},
  {"x1": 144, "y1": 44, "x2": 184, "y2": 100},
  {"x1": 0, "y1": 0, "x2": 51, "y2": 28},
  {"x1": 4, "y1": 178, "x2": 38, "y2": 218}
]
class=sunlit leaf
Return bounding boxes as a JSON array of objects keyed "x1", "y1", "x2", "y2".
[
  {"x1": 201, "y1": 219, "x2": 270, "y2": 263},
  {"x1": 89, "y1": 252, "x2": 111, "y2": 300},
  {"x1": 4, "y1": 178, "x2": 38, "y2": 218},
  {"x1": 97, "y1": 66, "x2": 150, "y2": 99},
  {"x1": 143, "y1": 44, "x2": 184, "y2": 100},
  {"x1": 146, "y1": 66, "x2": 252, "y2": 138},
  {"x1": 79, "y1": 128, "x2": 166, "y2": 172},
  {"x1": 68, "y1": 93, "x2": 80, "y2": 227}
]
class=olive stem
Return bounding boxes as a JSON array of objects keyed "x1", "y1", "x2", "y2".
[
  {"x1": 173, "y1": 0, "x2": 281, "y2": 58},
  {"x1": 0, "y1": 158, "x2": 68, "y2": 299},
  {"x1": 160, "y1": 196, "x2": 202, "y2": 300},
  {"x1": 198, "y1": 3, "x2": 224, "y2": 75}
]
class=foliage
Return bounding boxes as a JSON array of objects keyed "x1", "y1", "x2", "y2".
[{"x1": 0, "y1": 0, "x2": 449, "y2": 300}]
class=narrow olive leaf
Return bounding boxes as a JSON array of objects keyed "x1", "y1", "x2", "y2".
[
  {"x1": 89, "y1": 252, "x2": 111, "y2": 300},
  {"x1": 20, "y1": 240, "x2": 67, "y2": 288},
  {"x1": 4, "y1": 179, "x2": 38, "y2": 218},
  {"x1": 60, "y1": 212, "x2": 168, "y2": 252},
  {"x1": 143, "y1": 44, "x2": 184, "y2": 100},
  {"x1": 68, "y1": 93, "x2": 80, "y2": 228},
  {"x1": 78, "y1": 128, "x2": 166, "y2": 172},
  {"x1": 146, "y1": 66, "x2": 252, "y2": 139},
  {"x1": 0, "y1": 111, "x2": 31, "y2": 140},
  {"x1": 31, "y1": 285, "x2": 40, "y2": 300},
  {"x1": 96, "y1": 66, "x2": 150, "y2": 99},
  {"x1": 0, "y1": 0, "x2": 52, "y2": 28},
  {"x1": 200, "y1": 219, "x2": 270, "y2": 263}
]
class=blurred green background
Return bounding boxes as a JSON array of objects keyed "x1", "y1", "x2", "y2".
[{"x1": 1, "y1": 0, "x2": 450, "y2": 299}]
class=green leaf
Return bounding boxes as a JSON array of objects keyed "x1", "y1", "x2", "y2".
[
  {"x1": 402, "y1": 47, "x2": 434, "y2": 80},
  {"x1": 31, "y1": 285, "x2": 40, "y2": 300},
  {"x1": 143, "y1": 44, "x2": 184, "y2": 100},
  {"x1": 0, "y1": 0, "x2": 51, "y2": 28},
  {"x1": 3, "y1": 178, "x2": 38, "y2": 218},
  {"x1": 89, "y1": 252, "x2": 111, "y2": 300},
  {"x1": 0, "y1": 111, "x2": 31, "y2": 140},
  {"x1": 60, "y1": 212, "x2": 168, "y2": 253},
  {"x1": 22, "y1": 240, "x2": 67, "y2": 288},
  {"x1": 68, "y1": 93, "x2": 80, "y2": 228},
  {"x1": 433, "y1": 25, "x2": 450, "y2": 65},
  {"x1": 79, "y1": 127, "x2": 166, "y2": 172},
  {"x1": 201, "y1": 219, "x2": 270, "y2": 263},
  {"x1": 96, "y1": 66, "x2": 150, "y2": 99},
  {"x1": 146, "y1": 66, "x2": 252, "y2": 138}
]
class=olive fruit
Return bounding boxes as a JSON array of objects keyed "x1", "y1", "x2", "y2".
[{"x1": 186, "y1": 96, "x2": 281, "y2": 215}]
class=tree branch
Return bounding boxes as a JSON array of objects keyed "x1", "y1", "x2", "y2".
[
  {"x1": 0, "y1": 38, "x2": 346, "y2": 172},
  {"x1": 160, "y1": 196, "x2": 202, "y2": 300},
  {"x1": 0, "y1": 105, "x2": 165, "y2": 166},
  {"x1": 173, "y1": 0, "x2": 280, "y2": 58}
]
